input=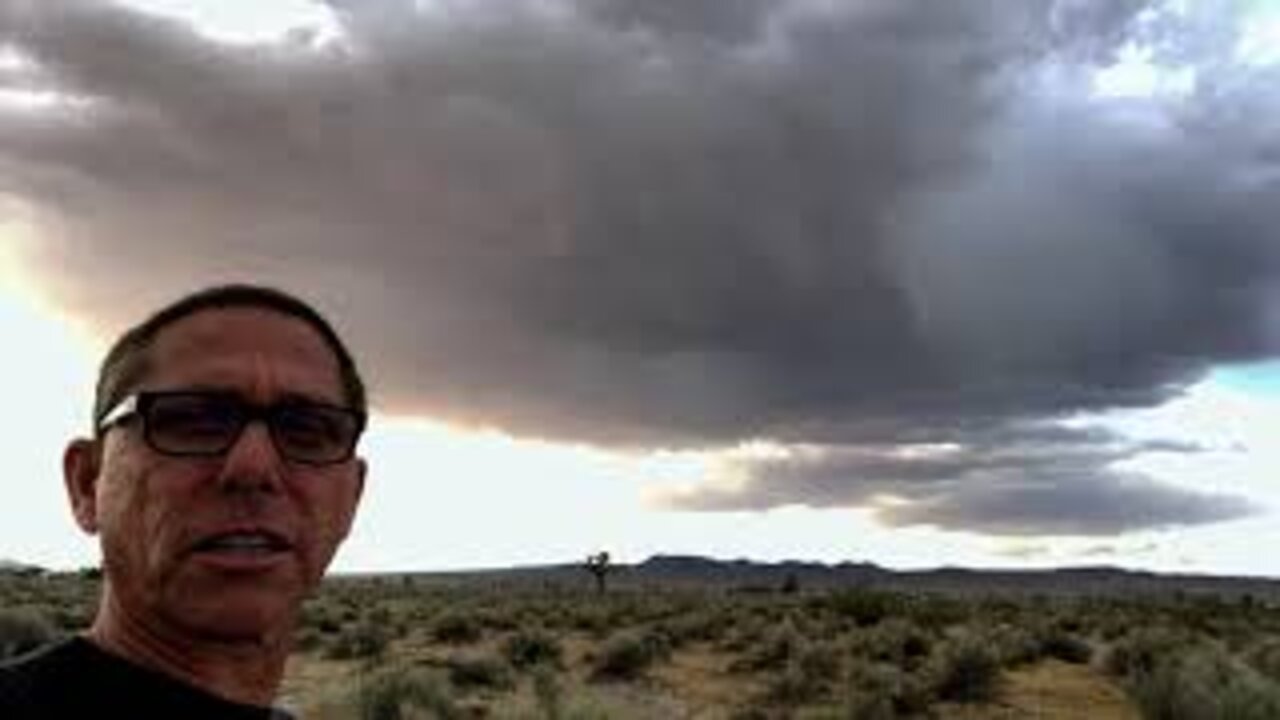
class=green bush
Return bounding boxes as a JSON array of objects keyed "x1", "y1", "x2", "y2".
[{"x1": 0, "y1": 608, "x2": 59, "y2": 660}]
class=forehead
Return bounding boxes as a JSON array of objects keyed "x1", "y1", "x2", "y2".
[{"x1": 142, "y1": 307, "x2": 344, "y2": 402}]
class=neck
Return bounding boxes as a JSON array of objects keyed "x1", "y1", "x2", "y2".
[{"x1": 86, "y1": 585, "x2": 291, "y2": 707}]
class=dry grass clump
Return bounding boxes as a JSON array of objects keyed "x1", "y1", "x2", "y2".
[
  {"x1": 732, "y1": 618, "x2": 805, "y2": 672},
  {"x1": 1128, "y1": 645, "x2": 1280, "y2": 720},
  {"x1": 446, "y1": 651, "x2": 515, "y2": 691},
  {"x1": 343, "y1": 665, "x2": 459, "y2": 720},
  {"x1": 841, "y1": 657, "x2": 934, "y2": 717},
  {"x1": 590, "y1": 628, "x2": 671, "y2": 680},
  {"x1": 1102, "y1": 623, "x2": 1280, "y2": 719},
  {"x1": 325, "y1": 620, "x2": 393, "y2": 660},
  {"x1": 761, "y1": 639, "x2": 845, "y2": 706},
  {"x1": 431, "y1": 610, "x2": 484, "y2": 644},
  {"x1": 503, "y1": 627, "x2": 564, "y2": 670},
  {"x1": 927, "y1": 630, "x2": 1002, "y2": 702},
  {"x1": 857, "y1": 617, "x2": 934, "y2": 669},
  {"x1": 1244, "y1": 636, "x2": 1280, "y2": 683},
  {"x1": 0, "y1": 607, "x2": 59, "y2": 661}
]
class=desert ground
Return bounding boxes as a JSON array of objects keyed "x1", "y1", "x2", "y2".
[{"x1": 4, "y1": 566, "x2": 1280, "y2": 718}]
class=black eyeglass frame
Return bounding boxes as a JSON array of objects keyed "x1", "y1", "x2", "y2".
[{"x1": 96, "y1": 390, "x2": 367, "y2": 466}]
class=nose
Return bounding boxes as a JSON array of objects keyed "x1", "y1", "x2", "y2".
[{"x1": 215, "y1": 419, "x2": 286, "y2": 493}]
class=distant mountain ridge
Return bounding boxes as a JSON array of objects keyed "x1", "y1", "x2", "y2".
[
  {"x1": 404, "y1": 554, "x2": 1280, "y2": 599},
  {"x1": 628, "y1": 554, "x2": 1280, "y2": 597},
  {"x1": 0, "y1": 558, "x2": 44, "y2": 575},
  {"x1": 9, "y1": 553, "x2": 1277, "y2": 599}
]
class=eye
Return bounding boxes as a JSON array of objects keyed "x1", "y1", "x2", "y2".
[
  {"x1": 148, "y1": 395, "x2": 241, "y2": 443},
  {"x1": 274, "y1": 405, "x2": 351, "y2": 450}
]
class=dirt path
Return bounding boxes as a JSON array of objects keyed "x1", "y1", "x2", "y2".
[{"x1": 938, "y1": 659, "x2": 1141, "y2": 720}]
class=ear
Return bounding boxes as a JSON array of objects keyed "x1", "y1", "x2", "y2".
[
  {"x1": 353, "y1": 457, "x2": 367, "y2": 506},
  {"x1": 63, "y1": 439, "x2": 103, "y2": 535},
  {"x1": 336, "y1": 457, "x2": 367, "y2": 541}
]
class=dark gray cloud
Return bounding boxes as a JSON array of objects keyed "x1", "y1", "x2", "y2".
[
  {"x1": 0, "y1": 0, "x2": 1274, "y2": 535},
  {"x1": 659, "y1": 425, "x2": 1252, "y2": 535}
]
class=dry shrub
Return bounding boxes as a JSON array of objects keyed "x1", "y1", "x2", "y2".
[
  {"x1": 432, "y1": 611, "x2": 483, "y2": 644},
  {"x1": 859, "y1": 617, "x2": 933, "y2": 669},
  {"x1": 845, "y1": 657, "x2": 933, "y2": 716},
  {"x1": 447, "y1": 652, "x2": 514, "y2": 691},
  {"x1": 732, "y1": 620, "x2": 803, "y2": 672},
  {"x1": 984, "y1": 622, "x2": 1042, "y2": 667},
  {"x1": 354, "y1": 666, "x2": 458, "y2": 720},
  {"x1": 1104, "y1": 626, "x2": 1194, "y2": 679},
  {"x1": 928, "y1": 632, "x2": 1001, "y2": 703},
  {"x1": 1038, "y1": 626, "x2": 1092, "y2": 665},
  {"x1": 503, "y1": 627, "x2": 564, "y2": 670},
  {"x1": 590, "y1": 630, "x2": 668, "y2": 681},
  {"x1": 1130, "y1": 645, "x2": 1280, "y2": 720},
  {"x1": 828, "y1": 590, "x2": 901, "y2": 628},
  {"x1": 0, "y1": 608, "x2": 59, "y2": 660},
  {"x1": 1245, "y1": 636, "x2": 1280, "y2": 683},
  {"x1": 326, "y1": 621, "x2": 391, "y2": 660}
]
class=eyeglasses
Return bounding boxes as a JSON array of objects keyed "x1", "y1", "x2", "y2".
[{"x1": 97, "y1": 391, "x2": 366, "y2": 466}]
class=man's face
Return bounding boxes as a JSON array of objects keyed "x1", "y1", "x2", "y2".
[{"x1": 71, "y1": 307, "x2": 365, "y2": 644}]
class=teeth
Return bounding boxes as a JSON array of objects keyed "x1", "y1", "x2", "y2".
[{"x1": 205, "y1": 533, "x2": 278, "y2": 551}]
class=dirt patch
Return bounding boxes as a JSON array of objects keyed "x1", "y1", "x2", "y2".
[{"x1": 938, "y1": 659, "x2": 1139, "y2": 720}]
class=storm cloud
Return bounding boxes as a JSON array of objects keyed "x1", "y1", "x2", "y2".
[
  {"x1": 0, "y1": 0, "x2": 1275, "y2": 535},
  {"x1": 659, "y1": 425, "x2": 1251, "y2": 535}
]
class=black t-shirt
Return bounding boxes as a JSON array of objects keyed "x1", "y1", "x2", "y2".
[{"x1": 0, "y1": 637, "x2": 294, "y2": 719}]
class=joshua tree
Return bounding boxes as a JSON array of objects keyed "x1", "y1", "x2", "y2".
[{"x1": 585, "y1": 551, "x2": 611, "y2": 594}]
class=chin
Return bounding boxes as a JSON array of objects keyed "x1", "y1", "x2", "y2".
[
  {"x1": 179, "y1": 595, "x2": 298, "y2": 644},
  {"x1": 165, "y1": 579, "x2": 303, "y2": 644}
]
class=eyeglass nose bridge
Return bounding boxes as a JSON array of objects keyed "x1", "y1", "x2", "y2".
[{"x1": 223, "y1": 411, "x2": 287, "y2": 461}]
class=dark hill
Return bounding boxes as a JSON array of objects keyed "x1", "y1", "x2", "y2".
[{"x1": 387, "y1": 554, "x2": 1280, "y2": 600}]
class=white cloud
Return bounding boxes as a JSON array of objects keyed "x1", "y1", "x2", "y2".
[{"x1": 117, "y1": 0, "x2": 339, "y2": 43}]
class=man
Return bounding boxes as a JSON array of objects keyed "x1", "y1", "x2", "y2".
[{"x1": 0, "y1": 284, "x2": 368, "y2": 718}]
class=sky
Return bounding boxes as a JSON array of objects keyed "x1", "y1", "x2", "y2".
[{"x1": 1, "y1": 0, "x2": 1278, "y2": 575}]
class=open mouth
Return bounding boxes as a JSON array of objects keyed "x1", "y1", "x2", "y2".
[{"x1": 192, "y1": 530, "x2": 292, "y2": 556}]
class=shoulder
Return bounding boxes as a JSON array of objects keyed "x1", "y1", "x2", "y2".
[{"x1": 2, "y1": 637, "x2": 289, "y2": 719}]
